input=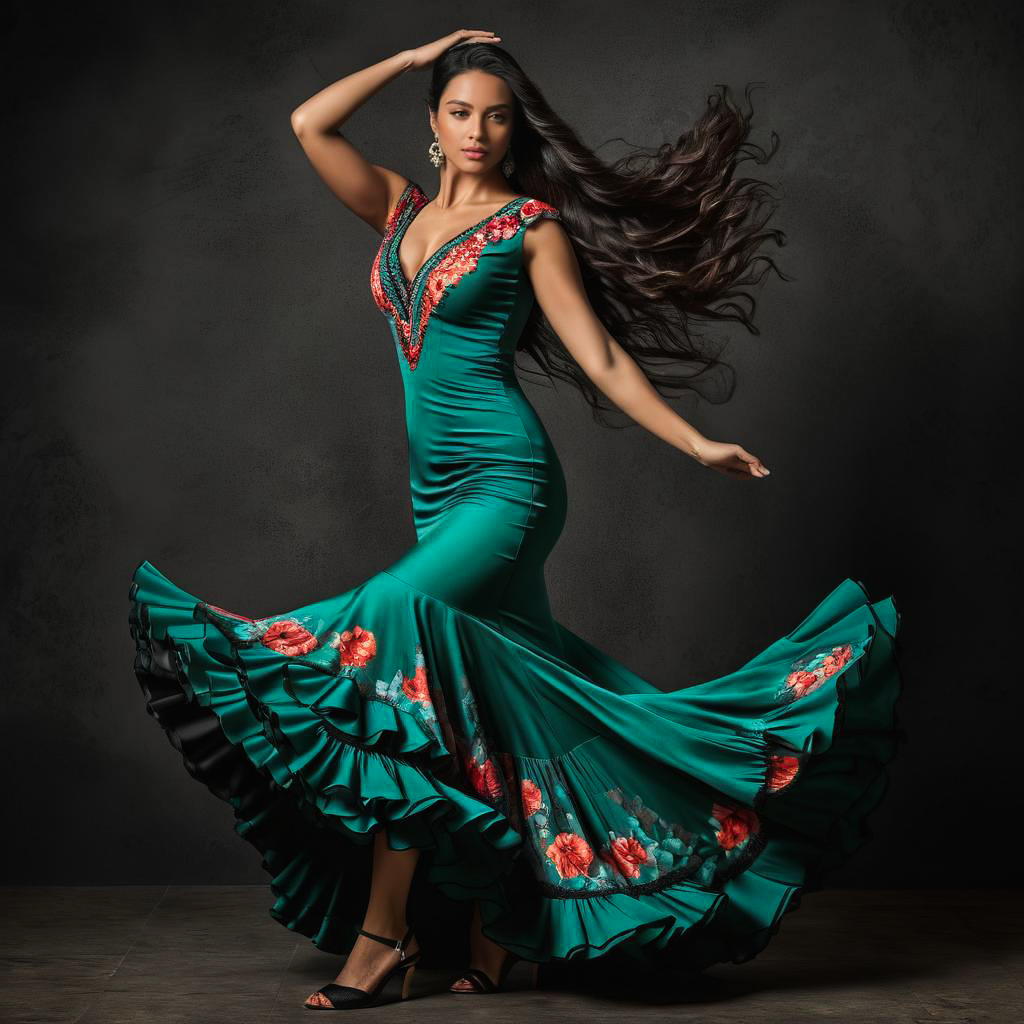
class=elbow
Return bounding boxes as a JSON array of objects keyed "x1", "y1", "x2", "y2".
[
  {"x1": 290, "y1": 109, "x2": 307, "y2": 138},
  {"x1": 585, "y1": 357, "x2": 622, "y2": 399}
]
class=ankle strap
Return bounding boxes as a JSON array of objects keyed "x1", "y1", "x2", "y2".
[{"x1": 356, "y1": 925, "x2": 414, "y2": 954}]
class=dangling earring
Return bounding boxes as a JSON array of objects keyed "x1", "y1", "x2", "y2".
[
  {"x1": 428, "y1": 133, "x2": 444, "y2": 168},
  {"x1": 501, "y1": 150, "x2": 515, "y2": 177}
]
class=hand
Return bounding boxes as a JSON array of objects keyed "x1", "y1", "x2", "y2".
[
  {"x1": 692, "y1": 438, "x2": 770, "y2": 479},
  {"x1": 403, "y1": 29, "x2": 502, "y2": 72}
]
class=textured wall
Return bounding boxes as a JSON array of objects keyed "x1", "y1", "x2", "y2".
[{"x1": 4, "y1": 0, "x2": 1020, "y2": 886}]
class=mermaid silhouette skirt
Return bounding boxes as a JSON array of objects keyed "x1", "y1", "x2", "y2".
[{"x1": 128, "y1": 182, "x2": 904, "y2": 971}]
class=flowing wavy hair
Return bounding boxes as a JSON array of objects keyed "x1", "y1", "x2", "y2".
[{"x1": 424, "y1": 43, "x2": 791, "y2": 425}]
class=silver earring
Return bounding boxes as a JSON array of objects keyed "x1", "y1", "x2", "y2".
[
  {"x1": 501, "y1": 151, "x2": 515, "y2": 176},
  {"x1": 428, "y1": 134, "x2": 444, "y2": 168}
]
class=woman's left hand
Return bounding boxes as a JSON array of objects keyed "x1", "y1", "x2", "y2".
[{"x1": 692, "y1": 438, "x2": 770, "y2": 479}]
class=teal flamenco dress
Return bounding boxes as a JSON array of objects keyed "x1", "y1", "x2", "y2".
[{"x1": 128, "y1": 182, "x2": 904, "y2": 976}]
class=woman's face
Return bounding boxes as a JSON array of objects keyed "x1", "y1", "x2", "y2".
[{"x1": 430, "y1": 70, "x2": 514, "y2": 176}]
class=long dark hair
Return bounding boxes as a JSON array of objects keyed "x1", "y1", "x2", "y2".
[{"x1": 424, "y1": 44, "x2": 791, "y2": 425}]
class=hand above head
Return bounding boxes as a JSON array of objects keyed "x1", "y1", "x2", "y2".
[
  {"x1": 403, "y1": 29, "x2": 502, "y2": 72},
  {"x1": 692, "y1": 438, "x2": 771, "y2": 479}
]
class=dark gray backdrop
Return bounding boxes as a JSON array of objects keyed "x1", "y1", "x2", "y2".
[{"x1": 5, "y1": 0, "x2": 1020, "y2": 886}]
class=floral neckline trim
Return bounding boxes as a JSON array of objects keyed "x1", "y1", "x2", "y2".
[
  {"x1": 397, "y1": 189, "x2": 526, "y2": 291},
  {"x1": 370, "y1": 181, "x2": 561, "y2": 371}
]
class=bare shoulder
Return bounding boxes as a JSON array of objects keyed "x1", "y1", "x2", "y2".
[{"x1": 521, "y1": 213, "x2": 572, "y2": 266}]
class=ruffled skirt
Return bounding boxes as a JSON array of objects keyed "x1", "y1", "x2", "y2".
[{"x1": 128, "y1": 559, "x2": 903, "y2": 972}]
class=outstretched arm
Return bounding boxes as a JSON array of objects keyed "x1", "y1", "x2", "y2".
[{"x1": 523, "y1": 220, "x2": 770, "y2": 480}]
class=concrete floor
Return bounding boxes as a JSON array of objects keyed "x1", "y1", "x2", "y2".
[{"x1": 1, "y1": 887, "x2": 1020, "y2": 1023}]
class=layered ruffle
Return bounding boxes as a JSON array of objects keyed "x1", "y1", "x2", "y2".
[
  {"x1": 130, "y1": 562, "x2": 528, "y2": 956},
  {"x1": 479, "y1": 579, "x2": 903, "y2": 969},
  {"x1": 129, "y1": 561, "x2": 903, "y2": 970}
]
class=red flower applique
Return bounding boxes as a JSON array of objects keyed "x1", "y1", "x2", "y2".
[
  {"x1": 405, "y1": 213, "x2": 522, "y2": 371},
  {"x1": 519, "y1": 198, "x2": 558, "y2": 220},
  {"x1": 820, "y1": 643, "x2": 854, "y2": 678},
  {"x1": 521, "y1": 778, "x2": 543, "y2": 817},
  {"x1": 599, "y1": 835, "x2": 649, "y2": 878},
  {"x1": 784, "y1": 669, "x2": 820, "y2": 698},
  {"x1": 766, "y1": 754, "x2": 800, "y2": 793},
  {"x1": 401, "y1": 664, "x2": 431, "y2": 705},
  {"x1": 328, "y1": 625, "x2": 377, "y2": 667},
  {"x1": 712, "y1": 803, "x2": 760, "y2": 850},
  {"x1": 545, "y1": 832, "x2": 594, "y2": 879},
  {"x1": 784, "y1": 642, "x2": 856, "y2": 699},
  {"x1": 260, "y1": 619, "x2": 318, "y2": 657},
  {"x1": 465, "y1": 754, "x2": 503, "y2": 801},
  {"x1": 370, "y1": 185, "x2": 560, "y2": 373}
]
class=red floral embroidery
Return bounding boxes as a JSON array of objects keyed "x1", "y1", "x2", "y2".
[
  {"x1": 406, "y1": 213, "x2": 523, "y2": 369},
  {"x1": 519, "y1": 198, "x2": 557, "y2": 220},
  {"x1": 820, "y1": 643, "x2": 854, "y2": 677},
  {"x1": 369, "y1": 186, "x2": 428, "y2": 367},
  {"x1": 465, "y1": 754, "x2": 503, "y2": 801},
  {"x1": 370, "y1": 184, "x2": 560, "y2": 372},
  {"x1": 712, "y1": 803, "x2": 760, "y2": 850},
  {"x1": 766, "y1": 753, "x2": 800, "y2": 792},
  {"x1": 521, "y1": 778, "x2": 543, "y2": 817},
  {"x1": 401, "y1": 663, "x2": 431, "y2": 705},
  {"x1": 784, "y1": 642, "x2": 855, "y2": 699},
  {"x1": 328, "y1": 625, "x2": 377, "y2": 667},
  {"x1": 261, "y1": 619, "x2": 317, "y2": 657},
  {"x1": 545, "y1": 832, "x2": 594, "y2": 879},
  {"x1": 599, "y1": 835, "x2": 649, "y2": 878},
  {"x1": 785, "y1": 669, "x2": 820, "y2": 698}
]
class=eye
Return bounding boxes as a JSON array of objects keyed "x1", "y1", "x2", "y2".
[{"x1": 449, "y1": 110, "x2": 507, "y2": 121}]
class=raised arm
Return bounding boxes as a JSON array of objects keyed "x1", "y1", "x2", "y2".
[
  {"x1": 290, "y1": 50, "x2": 413, "y2": 235},
  {"x1": 289, "y1": 30, "x2": 502, "y2": 235},
  {"x1": 523, "y1": 221, "x2": 771, "y2": 480}
]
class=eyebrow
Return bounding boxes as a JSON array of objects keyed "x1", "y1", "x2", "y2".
[{"x1": 444, "y1": 100, "x2": 512, "y2": 111}]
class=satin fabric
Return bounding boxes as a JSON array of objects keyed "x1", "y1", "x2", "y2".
[{"x1": 128, "y1": 182, "x2": 904, "y2": 971}]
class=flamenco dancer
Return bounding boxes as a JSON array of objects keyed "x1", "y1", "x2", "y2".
[{"x1": 128, "y1": 28, "x2": 903, "y2": 1011}]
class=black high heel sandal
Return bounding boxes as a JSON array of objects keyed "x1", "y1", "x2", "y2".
[
  {"x1": 304, "y1": 925, "x2": 420, "y2": 1010},
  {"x1": 449, "y1": 950, "x2": 540, "y2": 994}
]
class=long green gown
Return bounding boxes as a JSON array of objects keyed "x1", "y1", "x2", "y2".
[{"x1": 128, "y1": 180, "x2": 904, "y2": 974}]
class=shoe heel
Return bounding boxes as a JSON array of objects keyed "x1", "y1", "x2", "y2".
[{"x1": 400, "y1": 962, "x2": 416, "y2": 1000}]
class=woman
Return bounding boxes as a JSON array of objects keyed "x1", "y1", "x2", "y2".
[{"x1": 128, "y1": 28, "x2": 903, "y2": 1011}]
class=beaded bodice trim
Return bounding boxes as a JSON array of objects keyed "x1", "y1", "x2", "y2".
[{"x1": 370, "y1": 181, "x2": 561, "y2": 371}]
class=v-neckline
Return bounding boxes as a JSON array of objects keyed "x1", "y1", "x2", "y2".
[{"x1": 395, "y1": 184, "x2": 526, "y2": 293}]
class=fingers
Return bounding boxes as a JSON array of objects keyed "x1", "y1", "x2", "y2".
[
  {"x1": 455, "y1": 29, "x2": 501, "y2": 42},
  {"x1": 713, "y1": 460, "x2": 770, "y2": 480},
  {"x1": 453, "y1": 36, "x2": 503, "y2": 48},
  {"x1": 735, "y1": 447, "x2": 770, "y2": 477}
]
